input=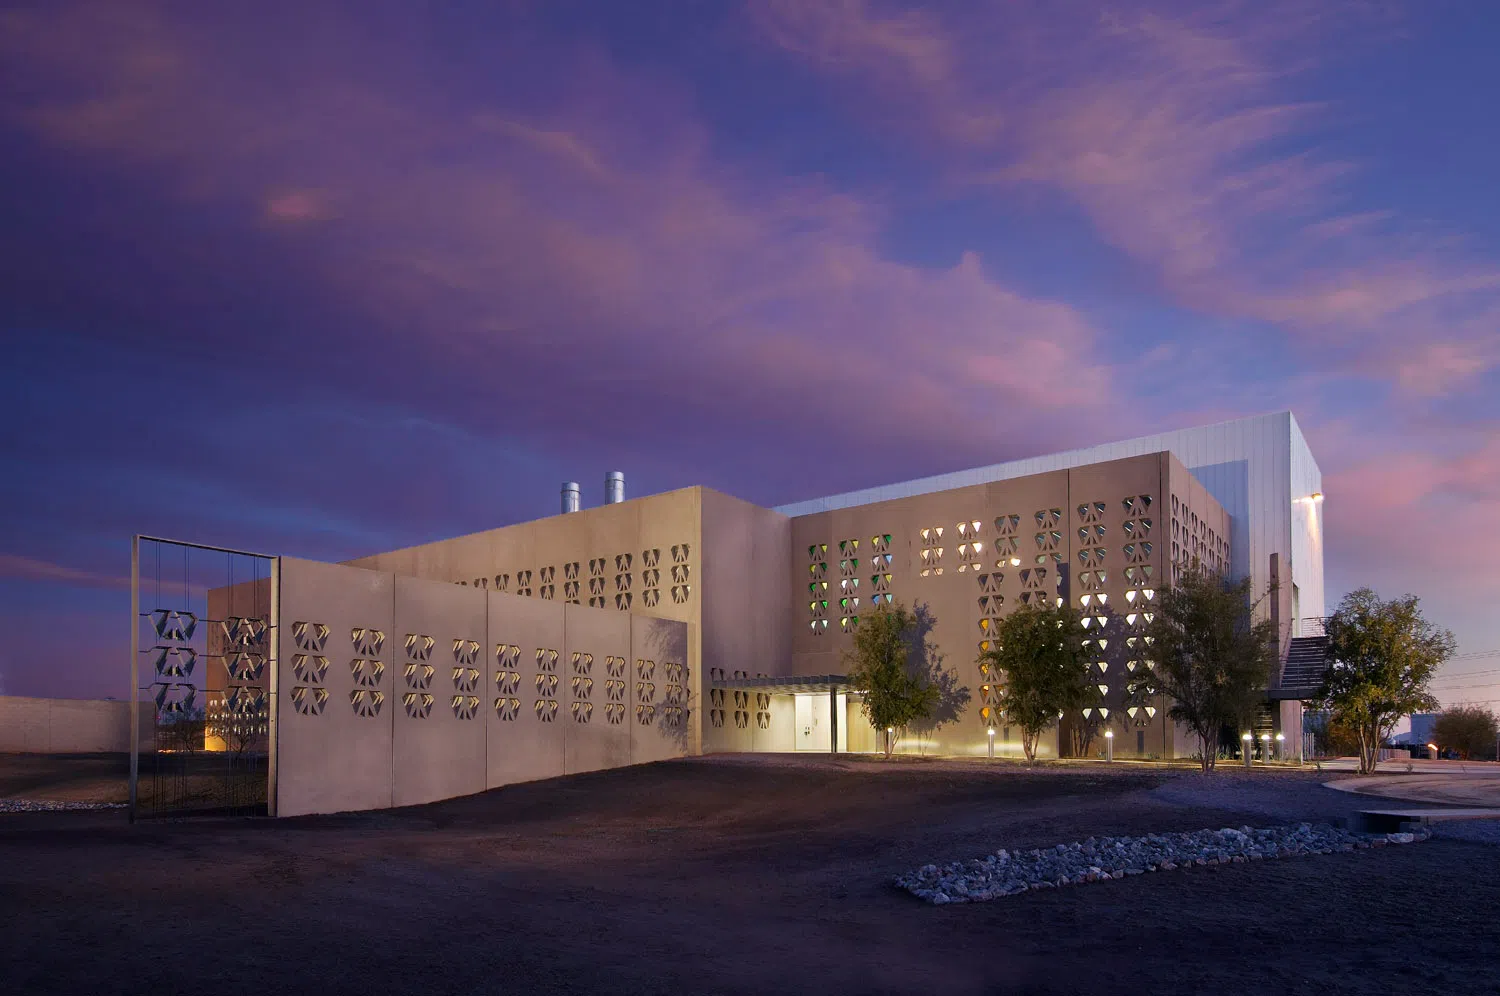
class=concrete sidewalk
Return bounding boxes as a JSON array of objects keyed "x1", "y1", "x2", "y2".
[{"x1": 1327, "y1": 771, "x2": 1500, "y2": 807}]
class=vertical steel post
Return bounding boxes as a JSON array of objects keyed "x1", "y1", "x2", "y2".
[
  {"x1": 266, "y1": 556, "x2": 280, "y2": 818},
  {"x1": 829, "y1": 686, "x2": 838, "y2": 754},
  {"x1": 128, "y1": 535, "x2": 140, "y2": 823}
]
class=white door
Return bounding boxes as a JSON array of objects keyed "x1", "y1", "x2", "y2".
[{"x1": 794, "y1": 693, "x2": 848, "y2": 751}]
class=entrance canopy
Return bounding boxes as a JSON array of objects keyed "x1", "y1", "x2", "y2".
[{"x1": 710, "y1": 674, "x2": 855, "y2": 694}]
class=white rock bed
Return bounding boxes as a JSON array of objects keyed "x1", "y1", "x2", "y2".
[
  {"x1": 0, "y1": 799, "x2": 126, "y2": 813},
  {"x1": 896, "y1": 823, "x2": 1429, "y2": 905}
]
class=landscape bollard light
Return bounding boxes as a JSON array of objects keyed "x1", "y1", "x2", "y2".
[
  {"x1": 1105, "y1": 729, "x2": 1114, "y2": 763},
  {"x1": 987, "y1": 727, "x2": 995, "y2": 759},
  {"x1": 1275, "y1": 731, "x2": 1285, "y2": 762},
  {"x1": 887, "y1": 726, "x2": 894, "y2": 756},
  {"x1": 1260, "y1": 732, "x2": 1272, "y2": 764},
  {"x1": 1242, "y1": 732, "x2": 1253, "y2": 768}
]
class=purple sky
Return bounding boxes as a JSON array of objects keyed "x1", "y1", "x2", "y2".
[{"x1": 1, "y1": 1, "x2": 1497, "y2": 709}]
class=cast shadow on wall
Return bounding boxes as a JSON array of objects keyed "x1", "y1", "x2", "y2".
[
  {"x1": 906, "y1": 601, "x2": 970, "y2": 746},
  {"x1": 643, "y1": 621, "x2": 693, "y2": 754}
]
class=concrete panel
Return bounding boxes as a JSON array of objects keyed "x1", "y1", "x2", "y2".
[
  {"x1": 844, "y1": 697, "x2": 877, "y2": 753},
  {"x1": 762, "y1": 694, "x2": 797, "y2": 752},
  {"x1": 348, "y1": 486, "x2": 705, "y2": 754},
  {"x1": 562, "y1": 602, "x2": 632, "y2": 774},
  {"x1": 780, "y1": 453, "x2": 1225, "y2": 758},
  {"x1": 485, "y1": 591, "x2": 566, "y2": 788},
  {"x1": 0, "y1": 696, "x2": 153, "y2": 753},
  {"x1": 276, "y1": 557, "x2": 395, "y2": 817},
  {"x1": 391, "y1": 576, "x2": 488, "y2": 808},
  {"x1": 700, "y1": 489, "x2": 792, "y2": 728},
  {"x1": 0, "y1": 696, "x2": 50, "y2": 751},
  {"x1": 1064, "y1": 454, "x2": 1175, "y2": 757},
  {"x1": 629, "y1": 614, "x2": 692, "y2": 765},
  {"x1": 46, "y1": 698, "x2": 136, "y2": 753}
]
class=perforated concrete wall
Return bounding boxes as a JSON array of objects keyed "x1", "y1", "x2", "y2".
[
  {"x1": 786, "y1": 452, "x2": 1231, "y2": 760},
  {"x1": 275, "y1": 557, "x2": 692, "y2": 817}
]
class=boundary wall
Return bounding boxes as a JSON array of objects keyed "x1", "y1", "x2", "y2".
[
  {"x1": 275, "y1": 558, "x2": 691, "y2": 817},
  {"x1": 0, "y1": 695, "x2": 152, "y2": 753}
]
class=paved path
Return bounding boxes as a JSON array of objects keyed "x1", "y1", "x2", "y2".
[
  {"x1": 1316, "y1": 757, "x2": 1500, "y2": 774},
  {"x1": 1327, "y1": 772, "x2": 1500, "y2": 807}
]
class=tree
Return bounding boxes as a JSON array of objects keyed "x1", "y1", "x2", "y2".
[
  {"x1": 1067, "y1": 680, "x2": 1107, "y2": 759},
  {"x1": 1124, "y1": 562, "x2": 1278, "y2": 773},
  {"x1": 843, "y1": 601, "x2": 941, "y2": 757},
  {"x1": 1321, "y1": 588, "x2": 1454, "y2": 774},
  {"x1": 979, "y1": 601, "x2": 1088, "y2": 762},
  {"x1": 1431, "y1": 705, "x2": 1498, "y2": 761},
  {"x1": 1304, "y1": 710, "x2": 1361, "y2": 759},
  {"x1": 158, "y1": 705, "x2": 207, "y2": 753}
]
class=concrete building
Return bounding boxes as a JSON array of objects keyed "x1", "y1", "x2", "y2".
[
  {"x1": 137, "y1": 411, "x2": 1323, "y2": 815},
  {"x1": 1391, "y1": 713, "x2": 1440, "y2": 747},
  {"x1": 347, "y1": 411, "x2": 1321, "y2": 766}
]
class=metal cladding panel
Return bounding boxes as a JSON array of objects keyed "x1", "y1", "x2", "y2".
[
  {"x1": 390, "y1": 576, "x2": 488, "y2": 808},
  {"x1": 276, "y1": 557, "x2": 395, "y2": 817},
  {"x1": 1288, "y1": 414, "x2": 1326, "y2": 624}
]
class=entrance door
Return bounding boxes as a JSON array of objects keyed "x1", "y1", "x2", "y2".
[{"x1": 794, "y1": 693, "x2": 848, "y2": 751}]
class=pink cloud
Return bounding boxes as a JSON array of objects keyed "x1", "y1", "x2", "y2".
[
  {"x1": 264, "y1": 189, "x2": 330, "y2": 223},
  {"x1": 1319, "y1": 432, "x2": 1500, "y2": 580},
  {"x1": 1391, "y1": 341, "x2": 1500, "y2": 397},
  {"x1": 0, "y1": 1, "x2": 1123, "y2": 463}
]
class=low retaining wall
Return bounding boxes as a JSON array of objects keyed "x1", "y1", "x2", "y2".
[{"x1": 0, "y1": 695, "x2": 152, "y2": 753}]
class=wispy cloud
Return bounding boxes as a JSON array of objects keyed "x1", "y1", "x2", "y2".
[
  {"x1": 0, "y1": 553, "x2": 129, "y2": 590},
  {"x1": 0, "y1": 0, "x2": 1120, "y2": 472},
  {"x1": 750, "y1": 0, "x2": 1500, "y2": 396}
]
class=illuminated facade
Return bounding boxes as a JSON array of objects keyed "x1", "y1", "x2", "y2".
[
  {"x1": 343, "y1": 411, "x2": 1320, "y2": 768},
  {"x1": 162, "y1": 412, "x2": 1319, "y2": 817}
]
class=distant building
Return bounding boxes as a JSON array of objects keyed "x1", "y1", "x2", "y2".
[{"x1": 1392, "y1": 713, "x2": 1440, "y2": 746}]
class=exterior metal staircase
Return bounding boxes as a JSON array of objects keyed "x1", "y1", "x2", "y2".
[{"x1": 1271, "y1": 635, "x2": 1329, "y2": 700}]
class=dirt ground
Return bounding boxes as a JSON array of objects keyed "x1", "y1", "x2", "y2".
[
  {"x1": 0, "y1": 752, "x2": 130, "y2": 803},
  {"x1": 2, "y1": 753, "x2": 1497, "y2": 996}
]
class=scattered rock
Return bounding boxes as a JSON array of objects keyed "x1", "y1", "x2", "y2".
[
  {"x1": 0, "y1": 800, "x2": 126, "y2": 813},
  {"x1": 894, "y1": 823, "x2": 1431, "y2": 905}
]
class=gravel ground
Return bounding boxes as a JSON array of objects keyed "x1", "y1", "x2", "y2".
[{"x1": 0, "y1": 799, "x2": 126, "y2": 812}]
